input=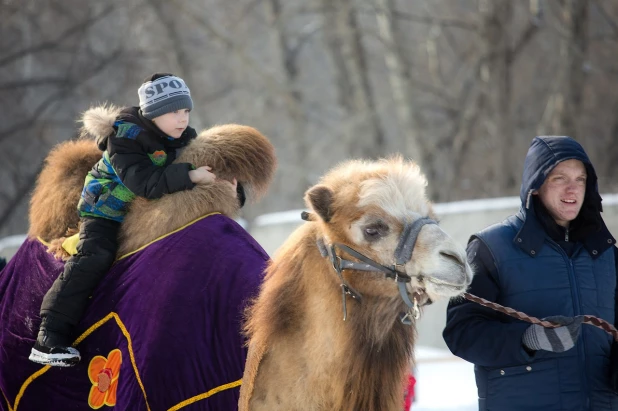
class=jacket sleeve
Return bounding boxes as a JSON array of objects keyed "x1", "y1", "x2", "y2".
[
  {"x1": 108, "y1": 130, "x2": 196, "y2": 200},
  {"x1": 614, "y1": 246, "x2": 618, "y2": 326},
  {"x1": 442, "y1": 238, "x2": 540, "y2": 367},
  {"x1": 610, "y1": 247, "x2": 618, "y2": 391}
]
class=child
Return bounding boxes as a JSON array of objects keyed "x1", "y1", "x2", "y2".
[{"x1": 30, "y1": 73, "x2": 218, "y2": 367}]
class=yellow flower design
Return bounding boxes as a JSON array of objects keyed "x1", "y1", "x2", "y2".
[{"x1": 88, "y1": 349, "x2": 122, "y2": 409}]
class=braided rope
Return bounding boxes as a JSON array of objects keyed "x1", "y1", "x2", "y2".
[{"x1": 463, "y1": 292, "x2": 618, "y2": 342}]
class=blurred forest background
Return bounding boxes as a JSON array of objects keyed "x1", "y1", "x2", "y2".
[{"x1": 1, "y1": 0, "x2": 617, "y2": 237}]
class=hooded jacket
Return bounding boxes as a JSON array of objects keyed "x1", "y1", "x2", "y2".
[
  {"x1": 443, "y1": 136, "x2": 618, "y2": 410},
  {"x1": 77, "y1": 106, "x2": 197, "y2": 222}
]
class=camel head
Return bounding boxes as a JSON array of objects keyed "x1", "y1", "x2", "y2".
[{"x1": 304, "y1": 157, "x2": 473, "y2": 306}]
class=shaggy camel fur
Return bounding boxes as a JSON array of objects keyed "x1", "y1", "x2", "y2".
[
  {"x1": 239, "y1": 158, "x2": 473, "y2": 411},
  {"x1": 28, "y1": 105, "x2": 276, "y2": 257},
  {"x1": 28, "y1": 141, "x2": 102, "y2": 242}
]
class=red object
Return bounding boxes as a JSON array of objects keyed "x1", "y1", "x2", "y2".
[{"x1": 404, "y1": 374, "x2": 416, "y2": 410}]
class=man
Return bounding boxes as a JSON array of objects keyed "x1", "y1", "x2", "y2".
[{"x1": 443, "y1": 136, "x2": 618, "y2": 410}]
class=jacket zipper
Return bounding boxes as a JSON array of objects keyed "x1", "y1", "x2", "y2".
[
  {"x1": 525, "y1": 189, "x2": 533, "y2": 209},
  {"x1": 551, "y1": 240, "x2": 588, "y2": 409}
]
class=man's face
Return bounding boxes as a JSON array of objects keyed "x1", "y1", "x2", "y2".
[{"x1": 535, "y1": 159, "x2": 587, "y2": 227}]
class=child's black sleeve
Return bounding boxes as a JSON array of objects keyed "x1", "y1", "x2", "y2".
[{"x1": 108, "y1": 133, "x2": 195, "y2": 199}]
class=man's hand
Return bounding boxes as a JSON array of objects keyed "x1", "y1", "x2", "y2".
[
  {"x1": 522, "y1": 315, "x2": 584, "y2": 353},
  {"x1": 189, "y1": 166, "x2": 216, "y2": 185}
]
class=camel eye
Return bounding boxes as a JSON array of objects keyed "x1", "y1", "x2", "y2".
[
  {"x1": 363, "y1": 223, "x2": 389, "y2": 241},
  {"x1": 365, "y1": 228, "x2": 379, "y2": 236}
]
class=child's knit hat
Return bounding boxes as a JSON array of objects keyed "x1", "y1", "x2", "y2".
[{"x1": 138, "y1": 73, "x2": 193, "y2": 120}]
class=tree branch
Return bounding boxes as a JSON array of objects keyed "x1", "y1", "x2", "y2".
[
  {"x1": 0, "y1": 48, "x2": 123, "y2": 143},
  {"x1": 0, "y1": 165, "x2": 42, "y2": 231},
  {"x1": 0, "y1": 77, "x2": 69, "y2": 91},
  {"x1": 390, "y1": 10, "x2": 478, "y2": 31},
  {"x1": 0, "y1": 5, "x2": 115, "y2": 69},
  {"x1": 508, "y1": 20, "x2": 541, "y2": 64},
  {"x1": 592, "y1": 0, "x2": 618, "y2": 38}
]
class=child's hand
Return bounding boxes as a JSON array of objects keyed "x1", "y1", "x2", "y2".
[{"x1": 189, "y1": 166, "x2": 216, "y2": 185}]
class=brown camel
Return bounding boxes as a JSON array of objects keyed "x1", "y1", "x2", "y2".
[
  {"x1": 0, "y1": 105, "x2": 277, "y2": 410},
  {"x1": 29, "y1": 104, "x2": 276, "y2": 257},
  {"x1": 239, "y1": 158, "x2": 473, "y2": 411}
]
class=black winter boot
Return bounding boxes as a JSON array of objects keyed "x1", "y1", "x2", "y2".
[{"x1": 29, "y1": 317, "x2": 80, "y2": 367}]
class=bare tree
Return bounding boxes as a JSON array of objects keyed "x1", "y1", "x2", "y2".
[
  {"x1": 264, "y1": 0, "x2": 314, "y2": 192},
  {"x1": 0, "y1": 1, "x2": 133, "y2": 236},
  {"x1": 146, "y1": 0, "x2": 207, "y2": 131},
  {"x1": 374, "y1": 0, "x2": 423, "y2": 165},
  {"x1": 558, "y1": 0, "x2": 589, "y2": 137},
  {"x1": 478, "y1": 0, "x2": 514, "y2": 193},
  {"x1": 538, "y1": 0, "x2": 589, "y2": 138},
  {"x1": 321, "y1": 0, "x2": 385, "y2": 158},
  {"x1": 1, "y1": 0, "x2": 618, "y2": 237}
]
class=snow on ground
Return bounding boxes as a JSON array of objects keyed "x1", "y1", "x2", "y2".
[{"x1": 411, "y1": 346, "x2": 478, "y2": 411}]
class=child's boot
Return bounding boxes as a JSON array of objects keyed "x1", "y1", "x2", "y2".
[{"x1": 29, "y1": 316, "x2": 80, "y2": 367}]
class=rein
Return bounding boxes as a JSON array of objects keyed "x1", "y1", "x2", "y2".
[
  {"x1": 310, "y1": 205, "x2": 618, "y2": 340},
  {"x1": 463, "y1": 292, "x2": 618, "y2": 342},
  {"x1": 316, "y1": 217, "x2": 438, "y2": 325},
  {"x1": 308, "y1": 211, "x2": 618, "y2": 340}
]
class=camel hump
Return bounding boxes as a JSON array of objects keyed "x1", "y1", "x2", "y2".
[
  {"x1": 182, "y1": 124, "x2": 277, "y2": 202},
  {"x1": 28, "y1": 139, "x2": 101, "y2": 242},
  {"x1": 80, "y1": 103, "x2": 121, "y2": 140}
]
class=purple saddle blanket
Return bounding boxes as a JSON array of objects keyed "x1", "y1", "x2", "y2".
[{"x1": 0, "y1": 214, "x2": 268, "y2": 411}]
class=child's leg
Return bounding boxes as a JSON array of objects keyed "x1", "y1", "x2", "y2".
[{"x1": 31, "y1": 216, "x2": 120, "y2": 366}]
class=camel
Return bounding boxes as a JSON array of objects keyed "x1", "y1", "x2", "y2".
[
  {"x1": 0, "y1": 105, "x2": 276, "y2": 410},
  {"x1": 239, "y1": 158, "x2": 474, "y2": 411}
]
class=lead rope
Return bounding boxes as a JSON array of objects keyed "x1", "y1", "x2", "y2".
[{"x1": 464, "y1": 292, "x2": 618, "y2": 342}]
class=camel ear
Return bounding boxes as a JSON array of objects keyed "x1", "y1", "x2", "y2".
[{"x1": 305, "y1": 185, "x2": 334, "y2": 223}]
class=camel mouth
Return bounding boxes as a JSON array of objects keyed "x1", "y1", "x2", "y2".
[
  {"x1": 420, "y1": 274, "x2": 470, "y2": 299},
  {"x1": 418, "y1": 260, "x2": 473, "y2": 296},
  {"x1": 427, "y1": 280, "x2": 467, "y2": 292},
  {"x1": 422, "y1": 272, "x2": 469, "y2": 289},
  {"x1": 425, "y1": 282, "x2": 468, "y2": 300}
]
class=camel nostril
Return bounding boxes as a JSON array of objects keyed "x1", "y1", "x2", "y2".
[{"x1": 439, "y1": 251, "x2": 463, "y2": 266}]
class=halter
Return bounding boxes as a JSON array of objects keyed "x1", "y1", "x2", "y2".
[{"x1": 316, "y1": 217, "x2": 438, "y2": 325}]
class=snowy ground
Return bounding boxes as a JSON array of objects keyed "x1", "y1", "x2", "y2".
[{"x1": 411, "y1": 346, "x2": 478, "y2": 411}]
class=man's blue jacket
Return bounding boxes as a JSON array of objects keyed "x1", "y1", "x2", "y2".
[{"x1": 443, "y1": 136, "x2": 618, "y2": 410}]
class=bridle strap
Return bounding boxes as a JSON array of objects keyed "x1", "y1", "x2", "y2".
[
  {"x1": 394, "y1": 218, "x2": 437, "y2": 266},
  {"x1": 397, "y1": 281, "x2": 419, "y2": 322},
  {"x1": 320, "y1": 217, "x2": 438, "y2": 324},
  {"x1": 332, "y1": 243, "x2": 411, "y2": 281},
  {"x1": 325, "y1": 244, "x2": 363, "y2": 322}
]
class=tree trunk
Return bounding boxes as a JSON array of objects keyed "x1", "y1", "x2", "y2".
[
  {"x1": 479, "y1": 0, "x2": 514, "y2": 194},
  {"x1": 265, "y1": 0, "x2": 311, "y2": 202},
  {"x1": 556, "y1": 0, "x2": 588, "y2": 138},
  {"x1": 150, "y1": 0, "x2": 206, "y2": 130},
  {"x1": 322, "y1": 0, "x2": 385, "y2": 158},
  {"x1": 374, "y1": 0, "x2": 423, "y2": 166}
]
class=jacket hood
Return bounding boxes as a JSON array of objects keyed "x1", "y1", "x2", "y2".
[
  {"x1": 520, "y1": 136, "x2": 599, "y2": 206},
  {"x1": 515, "y1": 136, "x2": 614, "y2": 258},
  {"x1": 80, "y1": 104, "x2": 121, "y2": 140}
]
